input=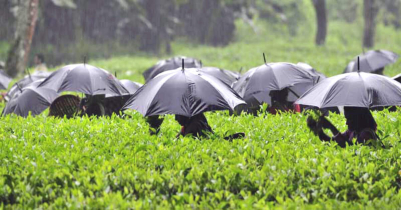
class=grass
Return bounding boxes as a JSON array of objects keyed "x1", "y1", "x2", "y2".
[{"x1": 1, "y1": 19, "x2": 401, "y2": 209}]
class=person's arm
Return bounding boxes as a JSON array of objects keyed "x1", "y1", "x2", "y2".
[{"x1": 319, "y1": 116, "x2": 340, "y2": 136}]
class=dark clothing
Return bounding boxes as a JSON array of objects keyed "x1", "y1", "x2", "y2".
[
  {"x1": 146, "y1": 115, "x2": 164, "y2": 135},
  {"x1": 176, "y1": 114, "x2": 213, "y2": 138},
  {"x1": 319, "y1": 128, "x2": 377, "y2": 148}
]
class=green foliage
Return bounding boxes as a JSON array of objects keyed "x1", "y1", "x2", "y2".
[{"x1": 1, "y1": 109, "x2": 401, "y2": 208}]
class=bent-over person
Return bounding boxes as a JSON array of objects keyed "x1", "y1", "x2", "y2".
[
  {"x1": 307, "y1": 107, "x2": 377, "y2": 147},
  {"x1": 175, "y1": 113, "x2": 213, "y2": 138}
]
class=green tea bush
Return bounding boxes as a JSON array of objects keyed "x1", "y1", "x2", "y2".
[{"x1": 1, "y1": 109, "x2": 401, "y2": 209}]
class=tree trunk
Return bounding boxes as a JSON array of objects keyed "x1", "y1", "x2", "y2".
[
  {"x1": 5, "y1": 0, "x2": 39, "y2": 77},
  {"x1": 312, "y1": 0, "x2": 327, "y2": 45},
  {"x1": 363, "y1": 0, "x2": 379, "y2": 48}
]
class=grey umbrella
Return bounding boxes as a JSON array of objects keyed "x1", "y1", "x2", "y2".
[
  {"x1": 296, "y1": 72, "x2": 401, "y2": 108},
  {"x1": 2, "y1": 83, "x2": 59, "y2": 117},
  {"x1": 233, "y1": 62, "x2": 321, "y2": 105},
  {"x1": 120, "y1": 79, "x2": 143, "y2": 94},
  {"x1": 0, "y1": 70, "x2": 11, "y2": 90},
  {"x1": 143, "y1": 56, "x2": 201, "y2": 81},
  {"x1": 343, "y1": 50, "x2": 399, "y2": 74},
  {"x1": 193, "y1": 67, "x2": 239, "y2": 86},
  {"x1": 123, "y1": 67, "x2": 246, "y2": 117},
  {"x1": 5, "y1": 73, "x2": 50, "y2": 102},
  {"x1": 37, "y1": 64, "x2": 129, "y2": 96}
]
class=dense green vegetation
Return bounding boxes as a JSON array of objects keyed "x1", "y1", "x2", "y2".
[{"x1": 1, "y1": 18, "x2": 401, "y2": 209}]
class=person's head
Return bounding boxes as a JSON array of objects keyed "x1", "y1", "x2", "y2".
[
  {"x1": 270, "y1": 88, "x2": 289, "y2": 104},
  {"x1": 175, "y1": 115, "x2": 190, "y2": 126},
  {"x1": 344, "y1": 107, "x2": 377, "y2": 132},
  {"x1": 34, "y1": 54, "x2": 45, "y2": 65}
]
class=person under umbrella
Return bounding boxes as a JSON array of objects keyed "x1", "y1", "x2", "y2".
[
  {"x1": 296, "y1": 67, "x2": 401, "y2": 147},
  {"x1": 2, "y1": 81, "x2": 58, "y2": 117},
  {"x1": 233, "y1": 58, "x2": 319, "y2": 115},
  {"x1": 123, "y1": 61, "x2": 246, "y2": 138},
  {"x1": 343, "y1": 50, "x2": 399, "y2": 74},
  {"x1": 307, "y1": 107, "x2": 377, "y2": 148},
  {"x1": 175, "y1": 113, "x2": 213, "y2": 138},
  {"x1": 38, "y1": 63, "x2": 129, "y2": 116},
  {"x1": 143, "y1": 56, "x2": 201, "y2": 81}
]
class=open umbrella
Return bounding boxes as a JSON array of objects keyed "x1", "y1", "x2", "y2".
[
  {"x1": 5, "y1": 73, "x2": 50, "y2": 102},
  {"x1": 0, "y1": 70, "x2": 11, "y2": 90},
  {"x1": 193, "y1": 67, "x2": 239, "y2": 86},
  {"x1": 123, "y1": 67, "x2": 245, "y2": 117},
  {"x1": 233, "y1": 62, "x2": 320, "y2": 105},
  {"x1": 120, "y1": 79, "x2": 143, "y2": 94},
  {"x1": 37, "y1": 64, "x2": 129, "y2": 96},
  {"x1": 296, "y1": 72, "x2": 401, "y2": 108},
  {"x1": 2, "y1": 84, "x2": 59, "y2": 117},
  {"x1": 143, "y1": 56, "x2": 201, "y2": 81},
  {"x1": 343, "y1": 50, "x2": 399, "y2": 74},
  {"x1": 296, "y1": 62, "x2": 326, "y2": 79}
]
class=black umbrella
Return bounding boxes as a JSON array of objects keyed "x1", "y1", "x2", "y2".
[
  {"x1": 343, "y1": 50, "x2": 399, "y2": 74},
  {"x1": 193, "y1": 67, "x2": 239, "y2": 86},
  {"x1": 37, "y1": 64, "x2": 129, "y2": 96},
  {"x1": 233, "y1": 62, "x2": 320, "y2": 105},
  {"x1": 120, "y1": 79, "x2": 143, "y2": 94},
  {"x1": 143, "y1": 56, "x2": 201, "y2": 81},
  {"x1": 123, "y1": 67, "x2": 246, "y2": 117},
  {"x1": 2, "y1": 84, "x2": 59, "y2": 117},
  {"x1": 296, "y1": 72, "x2": 401, "y2": 108},
  {"x1": 296, "y1": 62, "x2": 326, "y2": 79},
  {"x1": 4, "y1": 73, "x2": 50, "y2": 102},
  {"x1": 0, "y1": 70, "x2": 11, "y2": 90}
]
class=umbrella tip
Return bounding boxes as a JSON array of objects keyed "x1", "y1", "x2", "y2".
[
  {"x1": 357, "y1": 56, "x2": 360, "y2": 73},
  {"x1": 263, "y1": 52, "x2": 266, "y2": 64},
  {"x1": 182, "y1": 59, "x2": 184, "y2": 71}
]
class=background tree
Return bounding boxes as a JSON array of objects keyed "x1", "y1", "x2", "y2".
[
  {"x1": 312, "y1": 0, "x2": 327, "y2": 45},
  {"x1": 363, "y1": 0, "x2": 380, "y2": 48},
  {"x1": 5, "y1": 0, "x2": 39, "y2": 77}
]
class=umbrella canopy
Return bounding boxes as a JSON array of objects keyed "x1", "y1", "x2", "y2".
[
  {"x1": 296, "y1": 62, "x2": 326, "y2": 79},
  {"x1": 123, "y1": 68, "x2": 246, "y2": 117},
  {"x1": 0, "y1": 70, "x2": 12, "y2": 90},
  {"x1": 393, "y1": 74, "x2": 401, "y2": 83},
  {"x1": 233, "y1": 62, "x2": 320, "y2": 105},
  {"x1": 37, "y1": 64, "x2": 129, "y2": 96},
  {"x1": 296, "y1": 72, "x2": 401, "y2": 108},
  {"x1": 2, "y1": 85, "x2": 59, "y2": 117},
  {"x1": 120, "y1": 79, "x2": 143, "y2": 94},
  {"x1": 343, "y1": 50, "x2": 399, "y2": 73},
  {"x1": 5, "y1": 74, "x2": 49, "y2": 102},
  {"x1": 192, "y1": 67, "x2": 239, "y2": 86},
  {"x1": 143, "y1": 56, "x2": 201, "y2": 81}
]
